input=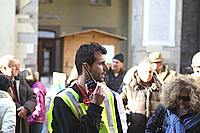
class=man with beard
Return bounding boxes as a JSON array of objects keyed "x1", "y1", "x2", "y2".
[
  {"x1": 48, "y1": 42, "x2": 127, "y2": 133},
  {"x1": 120, "y1": 60, "x2": 161, "y2": 133}
]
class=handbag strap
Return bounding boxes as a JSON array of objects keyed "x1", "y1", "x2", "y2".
[{"x1": 157, "y1": 105, "x2": 167, "y2": 132}]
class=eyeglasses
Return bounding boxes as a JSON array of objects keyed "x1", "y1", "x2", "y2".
[{"x1": 177, "y1": 96, "x2": 190, "y2": 101}]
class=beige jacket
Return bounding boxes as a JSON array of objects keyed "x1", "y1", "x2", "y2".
[
  {"x1": 120, "y1": 70, "x2": 161, "y2": 118},
  {"x1": 159, "y1": 65, "x2": 176, "y2": 83}
]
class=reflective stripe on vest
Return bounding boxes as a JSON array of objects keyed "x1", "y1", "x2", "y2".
[
  {"x1": 104, "y1": 90, "x2": 118, "y2": 133},
  {"x1": 48, "y1": 88, "x2": 118, "y2": 133},
  {"x1": 47, "y1": 97, "x2": 55, "y2": 133}
]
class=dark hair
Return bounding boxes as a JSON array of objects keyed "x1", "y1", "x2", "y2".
[
  {"x1": 0, "y1": 74, "x2": 11, "y2": 92},
  {"x1": 75, "y1": 42, "x2": 107, "y2": 75}
]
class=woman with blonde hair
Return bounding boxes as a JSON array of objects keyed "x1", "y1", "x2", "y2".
[{"x1": 146, "y1": 75, "x2": 200, "y2": 133}]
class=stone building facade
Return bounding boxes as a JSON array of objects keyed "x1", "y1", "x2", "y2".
[{"x1": 0, "y1": 0, "x2": 200, "y2": 77}]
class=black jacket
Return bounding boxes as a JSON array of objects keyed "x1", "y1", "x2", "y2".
[
  {"x1": 105, "y1": 68, "x2": 126, "y2": 93},
  {"x1": 14, "y1": 76, "x2": 36, "y2": 133},
  {"x1": 51, "y1": 84, "x2": 123, "y2": 133}
]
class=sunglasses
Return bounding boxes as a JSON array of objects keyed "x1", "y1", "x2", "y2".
[{"x1": 178, "y1": 96, "x2": 190, "y2": 101}]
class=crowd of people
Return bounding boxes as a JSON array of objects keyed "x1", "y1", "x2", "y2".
[
  {"x1": 1, "y1": 42, "x2": 200, "y2": 133},
  {"x1": 0, "y1": 55, "x2": 46, "y2": 133}
]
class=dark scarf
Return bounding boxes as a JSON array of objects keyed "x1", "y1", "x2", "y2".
[{"x1": 183, "y1": 113, "x2": 200, "y2": 130}]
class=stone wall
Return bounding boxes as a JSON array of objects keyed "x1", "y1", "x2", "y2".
[{"x1": 16, "y1": 0, "x2": 39, "y2": 70}]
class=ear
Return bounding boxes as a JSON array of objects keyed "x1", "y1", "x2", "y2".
[{"x1": 82, "y1": 63, "x2": 91, "y2": 72}]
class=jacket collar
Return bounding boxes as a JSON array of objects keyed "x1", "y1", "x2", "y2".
[{"x1": 0, "y1": 90, "x2": 11, "y2": 99}]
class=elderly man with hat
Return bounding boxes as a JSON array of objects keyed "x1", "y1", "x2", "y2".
[
  {"x1": 149, "y1": 51, "x2": 176, "y2": 84},
  {"x1": 191, "y1": 51, "x2": 200, "y2": 81},
  {"x1": 105, "y1": 53, "x2": 126, "y2": 93}
]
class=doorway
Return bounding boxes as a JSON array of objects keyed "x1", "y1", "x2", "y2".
[
  {"x1": 38, "y1": 38, "x2": 55, "y2": 76},
  {"x1": 38, "y1": 30, "x2": 62, "y2": 77}
]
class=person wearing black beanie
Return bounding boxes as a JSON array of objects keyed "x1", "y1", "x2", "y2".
[
  {"x1": 105, "y1": 53, "x2": 126, "y2": 93},
  {"x1": 113, "y1": 53, "x2": 124, "y2": 63}
]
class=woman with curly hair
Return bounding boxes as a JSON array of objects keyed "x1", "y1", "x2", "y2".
[{"x1": 146, "y1": 75, "x2": 200, "y2": 133}]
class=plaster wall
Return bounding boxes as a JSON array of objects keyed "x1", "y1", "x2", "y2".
[
  {"x1": 129, "y1": 0, "x2": 182, "y2": 72},
  {"x1": 0, "y1": 0, "x2": 15, "y2": 56}
]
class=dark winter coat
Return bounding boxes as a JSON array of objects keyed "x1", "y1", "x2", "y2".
[
  {"x1": 14, "y1": 76, "x2": 36, "y2": 133},
  {"x1": 105, "y1": 67, "x2": 126, "y2": 93}
]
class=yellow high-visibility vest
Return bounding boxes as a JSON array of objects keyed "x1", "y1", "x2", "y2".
[{"x1": 48, "y1": 88, "x2": 118, "y2": 133}]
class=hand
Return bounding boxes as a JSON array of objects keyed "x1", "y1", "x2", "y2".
[
  {"x1": 17, "y1": 106, "x2": 28, "y2": 119},
  {"x1": 90, "y1": 85, "x2": 105, "y2": 105}
]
